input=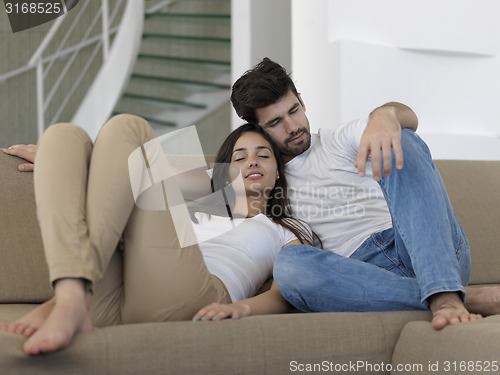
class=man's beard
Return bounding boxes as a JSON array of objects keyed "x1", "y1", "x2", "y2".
[{"x1": 279, "y1": 128, "x2": 311, "y2": 157}]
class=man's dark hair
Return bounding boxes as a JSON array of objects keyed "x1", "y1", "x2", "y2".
[{"x1": 231, "y1": 58, "x2": 300, "y2": 124}]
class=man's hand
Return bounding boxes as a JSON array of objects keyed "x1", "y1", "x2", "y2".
[
  {"x1": 356, "y1": 102, "x2": 418, "y2": 181},
  {"x1": 2, "y1": 144, "x2": 37, "y2": 172}
]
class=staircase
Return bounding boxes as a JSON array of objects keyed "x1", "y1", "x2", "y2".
[{"x1": 113, "y1": 0, "x2": 231, "y2": 138}]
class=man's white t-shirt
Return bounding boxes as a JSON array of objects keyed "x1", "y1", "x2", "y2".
[
  {"x1": 285, "y1": 117, "x2": 392, "y2": 257},
  {"x1": 193, "y1": 212, "x2": 298, "y2": 302}
]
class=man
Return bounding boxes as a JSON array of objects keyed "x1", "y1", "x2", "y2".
[{"x1": 230, "y1": 57, "x2": 499, "y2": 330}]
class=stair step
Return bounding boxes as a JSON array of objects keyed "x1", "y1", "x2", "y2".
[
  {"x1": 138, "y1": 54, "x2": 230, "y2": 67},
  {"x1": 142, "y1": 33, "x2": 230, "y2": 43},
  {"x1": 131, "y1": 74, "x2": 231, "y2": 90},
  {"x1": 125, "y1": 76, "x2": 191, "y2": 101},
  {"x1": 145, "y1": 13, "x2": 230, "y2": 19},
  {"x1": 114, "y1": 96, "x2": 190, "y2": 125},
  {"x1": 143, "y1": 10, "x2": 230, "y2": 39},
  {"x1": 122, "y1": 93, "x2": 207, "y2": 109},
  {"x1": 140, "y1": 116, "x2": 177, "y2": 127},
  {"x1": 133, "y1": 59, "x2": 228, "y2": 87},
  {"x1": 140, "y1": 38, "x2": 231, "y2": 62},
  {"x1": 166, "y1": 0, "x2": 231, "y2": 15}
]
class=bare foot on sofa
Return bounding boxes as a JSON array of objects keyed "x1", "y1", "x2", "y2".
[
  {"x1": 429, "y1": 291, "x2": 482, "y2": 330},
  {"x1": 21, "y1": 279, "x2": 93, "y2": 355},
  {"x1": 0, "y1": 298, "x2": 56, "y2": 337},
  {"x1": 465, "y1": 286, "x2": 500, "y2": 316}
]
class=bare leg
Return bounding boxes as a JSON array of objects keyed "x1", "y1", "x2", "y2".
[
  {"x1": 429, "y1": 291, "x2": 482, "y2": 330},
  {"x1": 465, "y1": 286, "x2": 500, "y2": 316},
  {"x1": 20, "y1": 278, "x2": 93, "y2": 355}
]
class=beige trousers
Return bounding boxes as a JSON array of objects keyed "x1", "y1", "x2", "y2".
[{"x1": 34, "y1": 114, "x2": 228, "y2": 326}]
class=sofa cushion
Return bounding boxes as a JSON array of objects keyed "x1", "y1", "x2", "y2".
[
  {"x1": 0, "y1": 153, "x2": 53, "y2": 303},
  {"x1": 0, "y1": 306, "x2": 430, "y2": 375},
  {"x1": 434, "y1": 160, "x2": 500, "y2": 285},
  {"x1": 391, "y1": 314, "x2": 500, "y2": 375}
]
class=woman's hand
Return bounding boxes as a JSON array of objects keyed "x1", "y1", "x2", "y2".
[
  {"x1": 192, "y1": 302, "x2": 251, "y2": 321},
  {"x1": 192, "y1": 281, "x2": 290, "y2": 322},
  {"x1": 2, "y1": 144, "x2": 37, "y2": 172}
]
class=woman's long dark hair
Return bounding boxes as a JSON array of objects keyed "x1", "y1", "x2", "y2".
[{"x1": 211, "y1": 123, "x2": 321, "y2": 247}]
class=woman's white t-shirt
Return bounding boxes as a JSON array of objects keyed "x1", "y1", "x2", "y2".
[{"x1": 193, "y1": 212, "x2": 298, "y2": 302}]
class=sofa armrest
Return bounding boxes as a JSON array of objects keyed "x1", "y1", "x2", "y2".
[
  {"x1": 391, "y1": 315, "x2": 500, "y2": 374},
  {"x1": 0, "y1": 152, "x2": 52, "y2": 303}
]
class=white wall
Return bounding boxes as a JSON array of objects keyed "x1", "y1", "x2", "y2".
[
  {"x1": 232, "y1": 0, "x2": 500, "y2": 160},
  {"x1": 291, "y1": 0, "x2": 342, "y2": 134},
  {"x1": 231, "y1": 0, "x2": 291, "y2": 129},
  {"x1": 291, "y1": 0, "x2": 500, "y2": 160}
]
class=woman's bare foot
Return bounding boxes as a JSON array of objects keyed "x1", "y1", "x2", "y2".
[
  {"x1": 429, "y1": 291, "x2": 482, "y2": 330},
  {"x1": 21, "y1": 278, "x2": 93, "y2": 355},
  {"x1": 465, "y1": 286, "x2": 500, "y2": 316},
  {"x1": 0, "y1": 298, "x2": 56, "y2": 338}
]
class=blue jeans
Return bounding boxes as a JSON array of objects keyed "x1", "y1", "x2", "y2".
[{"x1": 274, "y1": 129, "x2": 471, "y2": 312}]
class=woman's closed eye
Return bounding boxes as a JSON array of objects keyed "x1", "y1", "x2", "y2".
[
  {"x1": 233, "y1": 155, "x2": 246, "y2": 162},
  {"x1": 232, "y1": 146, "x2": 272, "y2": 163},
  {"x1": 233, "y1": 156, "x2": 268, "y2": 163},
  {"x1": 257, "y1": 149, "x2": 272, "y2": 159}
]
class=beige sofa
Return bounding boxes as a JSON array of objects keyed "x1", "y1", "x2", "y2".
[{"x1": 1, "y1": 151, "x2": 499, "y2": 375}]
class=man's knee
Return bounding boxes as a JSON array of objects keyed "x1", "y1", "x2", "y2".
[
  {"x1": 400, "y1": 129, "x2": 433, "y2": 163},
  {"x1": 387, "y1": 129, "x2": 436, "y2": 181}
]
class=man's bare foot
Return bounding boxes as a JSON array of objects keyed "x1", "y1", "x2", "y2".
[
  {"x1": 21, "y1": 278, "x2": 93, "y2": 355},
  {"x1": 465, "y1": 286, "x2": 500, "y2": 316},
  {"x1": 0, "y1": 298, "x2": 56, "y2": 338},
  {"x1": 429, "y1": 291, "x2": 482, "y2": 330}
]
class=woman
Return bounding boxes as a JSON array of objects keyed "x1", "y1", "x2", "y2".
[{"x1": 1, "y1": 115, "x2": 315, "y2": 355}]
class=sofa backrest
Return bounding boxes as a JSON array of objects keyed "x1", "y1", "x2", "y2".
[
  {"x1": 0, "y1": 153, "x2": 498, "y2": 304},
  {"x1": 434, "y1": 160, "x2": 500, "y2": 285}
]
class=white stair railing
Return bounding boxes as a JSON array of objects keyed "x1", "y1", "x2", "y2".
[
  {"x1": 0, "y1": 0, "x2": 145, "y2": 140},
  {"x1": 72, "y1": 0, "x2": 144, "y2": 140}
]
